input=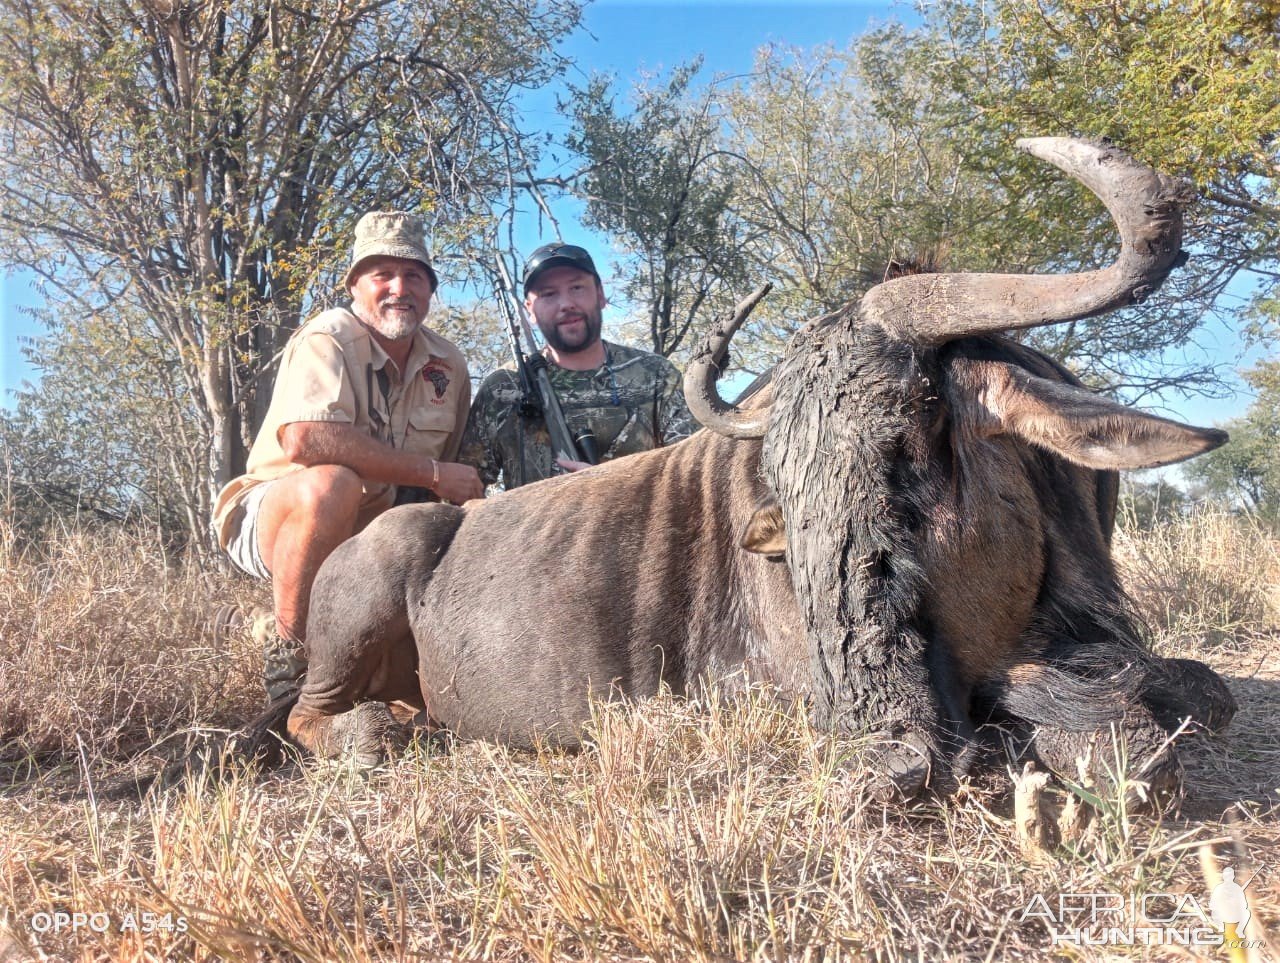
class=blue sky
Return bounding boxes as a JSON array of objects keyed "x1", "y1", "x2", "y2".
[
  {"x1": 505, "y1": 1, "x2": 903, "y2": 238},
  {"x1": 0, "y1": 0, "x2": 1264, "y2": 427}
]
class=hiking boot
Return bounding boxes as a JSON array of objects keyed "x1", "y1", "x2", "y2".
[
  {"x1": 211, "y1": 603, "x2": 245, "y2": 640},
  {"x1": 212, "y1": 604, "x2": 275, "y2": 643},
  {"x1": 263, "y1": 632, "x2": 307, "y2": 703}
]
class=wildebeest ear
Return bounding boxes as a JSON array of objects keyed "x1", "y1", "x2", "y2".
[
  {"x1": 741, "y1": 502, "x2": 787, "y2": 556},
  {"x1": 982, "y1": 363, "x2": 1229, "y2": 470}
]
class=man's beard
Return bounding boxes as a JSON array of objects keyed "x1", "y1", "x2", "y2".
[
  {"x1": 539, "y1": 304, "x2": 602, "y2": 355},
  {"x1": 358, "y1": 300, "x2": 423, "y2": 340}
]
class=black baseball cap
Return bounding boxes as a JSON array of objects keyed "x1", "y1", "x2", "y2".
[{"x1": 522, "y1": 242, "x2": 600, "y2": 293}]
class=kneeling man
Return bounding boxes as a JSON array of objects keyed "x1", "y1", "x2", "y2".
[{"x1": 212, "y1": 212, "x2": 484, "y2": 702}]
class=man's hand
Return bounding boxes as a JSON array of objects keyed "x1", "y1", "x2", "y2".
[
  {"x1": 554, "y1": 457, "x2": 592, "y2": 474},
  {"x1": 281, "y1": 422, "x2": 485, "y2": 503},
  {"x1": 433, "y1": 461, "x2": 485, "y2": 503}
]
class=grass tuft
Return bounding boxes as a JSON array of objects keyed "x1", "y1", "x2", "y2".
[{"x1": 1114, "y1": 509, "x2": 1279, "y2": 655}]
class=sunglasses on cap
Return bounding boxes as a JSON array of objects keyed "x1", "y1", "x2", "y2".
[{"x1": 522, "y1": 243, "x2": 599, "y2": 292}]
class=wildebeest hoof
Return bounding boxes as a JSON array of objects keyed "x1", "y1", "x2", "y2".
[
  {"x1": 868, "y1": 730, "x2": 933, "y2": 802},
  {"x1": 288, "y1": 701, "x2": 410, "y2": 770},
  {"x1": 1029, "y1": 718, "x2": 1182, "y2": 810}
]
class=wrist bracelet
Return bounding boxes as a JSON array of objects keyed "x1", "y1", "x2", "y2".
[{"x1": 432, "y1": 458, "x2": 440, "y2": 488}]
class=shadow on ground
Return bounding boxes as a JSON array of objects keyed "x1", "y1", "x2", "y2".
[{"x1": 1178, "y1": 671, "x2": 1280, "y2": 821}]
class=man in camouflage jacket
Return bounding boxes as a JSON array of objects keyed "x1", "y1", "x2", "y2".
[{"x1": 460, "y1": 243, "x2": 696, "y2": 489}]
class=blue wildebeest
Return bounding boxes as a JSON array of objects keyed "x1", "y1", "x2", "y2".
[{"x1": 284, "y1": 138, "x2": 1234, "y2": 797}]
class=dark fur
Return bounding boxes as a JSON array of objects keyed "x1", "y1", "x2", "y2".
[
  {"x1": 759, "y1": 317, "x2": 1233, "y2": 785},
  {"x1": 763, "y1": 317, "x2": 942, "y2": 741}
]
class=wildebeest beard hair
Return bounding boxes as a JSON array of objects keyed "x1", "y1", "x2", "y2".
[{"x1": 761, "y1": 316, "x2": 954, "y2": 745}]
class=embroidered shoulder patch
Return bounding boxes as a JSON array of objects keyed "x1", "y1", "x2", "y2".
[{"x1": 423, "y1": 359, "x2": 452, "y2": 401}]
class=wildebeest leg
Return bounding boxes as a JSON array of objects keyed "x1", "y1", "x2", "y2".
[
  {"x1": 980, "y1": 646, "x2": 1214, "y2": 799},
  {"x1": 820, "y1": 631, "x2": 967, "y2": 801},
  {"x1": 1025, "y1": 705, "x2": 1182, "y2": 798},
  {"x1": 925, "y1": 636, "x2": 981, "y2": 786},
  {"x1": 1138, "y1": 656, "x2": 1236, "y2": 733},
  {"x1": 287, "y1": 503, "x2": 465, "y2": 764}
]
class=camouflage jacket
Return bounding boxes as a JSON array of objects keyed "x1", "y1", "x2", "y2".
[{"x1": 459, "y1": 340, "x2": 696, "y2": 489}]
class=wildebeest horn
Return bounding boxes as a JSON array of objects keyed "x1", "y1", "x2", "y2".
[
  {"x1": 684, "y1": 283, "x2": 774, "y2": 438},
  {"x1": 859, "y1": 138, "x2": 1197, "y2": 345}
]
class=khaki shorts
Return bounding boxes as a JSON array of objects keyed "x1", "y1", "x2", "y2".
[{"x1": 224, "y1": 482, "x2": 273, "y2": 581}]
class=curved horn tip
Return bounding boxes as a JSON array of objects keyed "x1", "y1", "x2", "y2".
[
  {"x1": 1015, "y1": 135, "x2": 1094, "y2": 153},
  {"x1": 1013, "y1": 137, "x2": 1194, "y2": 198},
  {"x1": 683, "y1": 282, "x2": 775, "y2": 439},
  {"x1": 1016, "y1": 134, "x2": 1106, "y2": 153}
]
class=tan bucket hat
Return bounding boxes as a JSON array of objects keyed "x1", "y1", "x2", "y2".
[{"x1": 345, "y1": 211, "x2": 439, "y2": 290}]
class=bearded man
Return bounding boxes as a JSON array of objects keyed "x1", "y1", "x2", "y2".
[
  {"x1": 460, "y1": 242, "x2": 695, "y2": 489},
  {"x1": 213, "y1": 211, "x2": 484, "y2": 702}
]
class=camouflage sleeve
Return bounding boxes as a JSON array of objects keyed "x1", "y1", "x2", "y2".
[
  {"x1": 656, "y1": 358, "x2": 697, "y2": 444},
  {"x1": 457, "y1": 372, "x2": 508, "y2": 487}
]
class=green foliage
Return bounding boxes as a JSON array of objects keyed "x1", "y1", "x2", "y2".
[
  {"x1": 430, "y1": 300, "x2": 512, "y2": 380},
  {"x1": 967, "y1": 0, "x2": 1279, "y2": 187},
  {"x1": 1118, "y1": 477, "x2": 1190, "y2": 530},
  {"x1": 1185, "y1": 360, "x2": 1280, "y2": 521},
  {"x1": 0, "y1": 0, "x2": 581, "y2": 546},
  {"x1": 566, "y1": 63, "x2": 751, "y2": 358},
  {"x1": 718, "y1": 41, "x2": 1011, "y2": 363},
  {"x1": 566, "y1": 43, "x2": 1037, "y2": 370},
  {"x1": 571, "y1": 3, "x2": 1275, "y2": 394},
  {"x1": 1, "y1": 303, "x2": 198, "y2": 537}
]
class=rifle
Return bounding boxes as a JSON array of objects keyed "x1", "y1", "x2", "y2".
[{"x1": 493, "y1": 255, "x2": 599, "y2": 467}]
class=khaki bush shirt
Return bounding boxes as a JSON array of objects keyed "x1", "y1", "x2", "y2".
[{"x1": 212, "y1": 307, "x2": 470, "y2": 549}]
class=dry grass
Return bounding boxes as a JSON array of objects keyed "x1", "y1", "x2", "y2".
[
  {"x1": 1115, "y1": 509, "x2": 1280, "y2": 655},
  {"x1": 1, "y1": 506, "x2": 1277, "y2": 961},
  {"x1": 0, "y1": 515, "x2": 264, "y2": 770}
]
